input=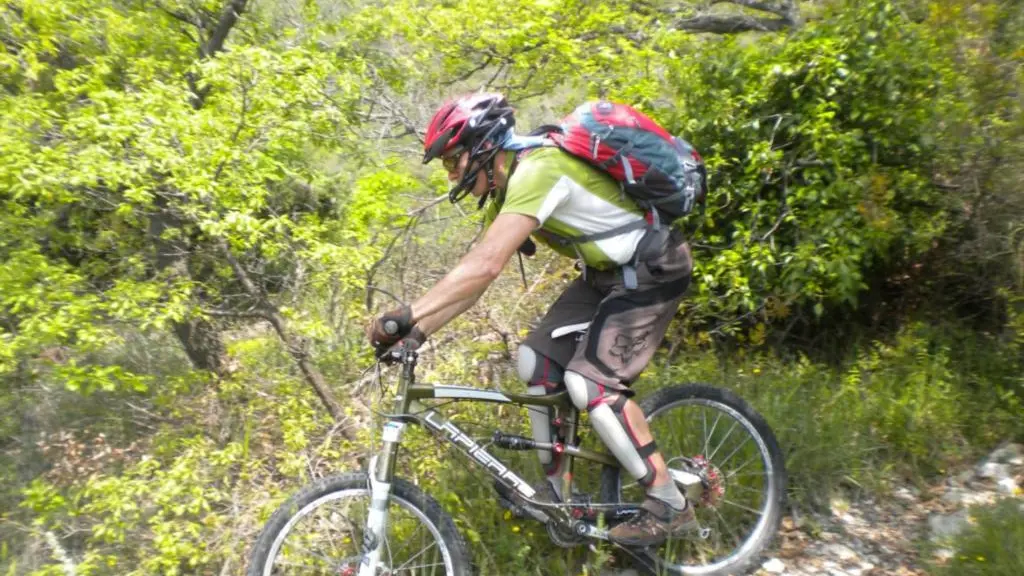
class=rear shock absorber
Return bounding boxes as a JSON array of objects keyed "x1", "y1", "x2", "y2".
[{"x1": 492, "y1": 432, "x2": 539, "y2": 450}]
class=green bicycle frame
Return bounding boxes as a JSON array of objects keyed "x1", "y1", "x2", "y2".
[{"x1": 371, "y1": 350, "x2": 620, "y2": 508}]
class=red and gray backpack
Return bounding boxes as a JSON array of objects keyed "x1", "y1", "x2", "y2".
[
  {"x1": 514, "y1": 101, "x2": 708, "y2": 225},
  {"x1": 505, "y1": 101, "x2": 708, "y2": 287}
]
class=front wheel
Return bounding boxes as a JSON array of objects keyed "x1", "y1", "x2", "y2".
[
  {"x1": 247, "y1": 472, "x2": 474, "y2": 576},
  {"x1": 614, "y1": 383, "x2": 787, "y2": 576}
]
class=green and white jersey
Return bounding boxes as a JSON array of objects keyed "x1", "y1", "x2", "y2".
[{"x1": 485, "y1": 147, "x2": 646, "y2": 270}]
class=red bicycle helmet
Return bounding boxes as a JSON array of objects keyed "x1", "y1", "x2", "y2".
[{"x1": 423, "y1": 93, "x2": 515, "y2": 204}]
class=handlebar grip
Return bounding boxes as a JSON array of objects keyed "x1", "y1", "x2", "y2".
[{"x1": 383, "y1": 319, "x2": 400, "y2": 336}]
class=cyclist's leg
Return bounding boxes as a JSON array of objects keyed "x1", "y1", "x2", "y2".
[
  {"x1": 518, "y1": 277, "x2": 604, "y2": 499},
  {"x1": 566, "y1": 237, "x2": 693, "y2": 510},
  {"x1": 518, "y1": 344, "x2": 566, "y2": 476},
  {"x1": 564, "y1": 373, "x2": 683, "y2": 506}
]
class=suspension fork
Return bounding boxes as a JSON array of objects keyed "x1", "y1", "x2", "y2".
[{"x1": 359, "y1": 351, "x2": 417, "y2": 575}]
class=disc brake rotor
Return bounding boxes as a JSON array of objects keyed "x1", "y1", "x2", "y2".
[{"x1": 691, "y1": 454, "x2": 725, "y2": 508}]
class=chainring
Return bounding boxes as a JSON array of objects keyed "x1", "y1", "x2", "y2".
[{"x1": 546, "y1": 519, "x2": 586, "y2": 548}]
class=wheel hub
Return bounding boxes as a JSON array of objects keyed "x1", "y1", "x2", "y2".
[
  {"x1": 691, "y1": 455, "x2": 725, "y2": 508},
  {"x1": 337, "y1": 556, "x2": 393, "y2": 575}
]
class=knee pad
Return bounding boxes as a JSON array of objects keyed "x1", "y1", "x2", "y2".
[
  {"x1": 565, "y1": 371, "x2": 658, "y2": 487},
  {"x1": 517, "y1": 345, "x2": 564, "y2": 390},
  {"x1": 564, "y1": 371, "x2": 605, "y2": 412},
  {"x1": 519, "y1": 345, "x2": 566, "y2": 472}
]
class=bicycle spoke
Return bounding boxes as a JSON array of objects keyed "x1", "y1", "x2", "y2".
[
  {"x1": 273, "y1": 551, "x2": 343, "y2": 573},
  {"x1": 614, "y1": 390, "x2": 783, "y2": 576},
  {"x1": 384, "y1": 530, "x2": 395, "y2": 572},
  {"x1": 278, "y1": 538, "x2": 345, "y2": 567},
  {"x1": 713, "y1": 505, "x2": 743, "y2": 550},
  {"x1": 703, "y1": 411, "x2": 722, "y2": 457},
  {"x1": 392, "y1": 540, "x2": 440, "y2": 573},
  {"x1": 708, "y1": 420, "x2": 740, "y2": 462},
  {"x1": 669, "y1": 413, "x2": 687, "y2": 454},
  {"x1": 701, "y1": 409, "x2": 708, "y2": 454},
  {"x1": 722, "y1": 498, "x2": 763, "y2": 516},
  {"x1": 727, "y1": 482, "x2": 764, "y2": 498},
  {"x1": 258, "y1": 484, "x2": 459, "y2": 575},
  {"x1": 724, "y1": 454, "x2": 761, "y2": 478},
  {"x1": 398, "y1": 561, "x2": 447, "y2": 574},
  {"x1": 717, "y1": 434, "x2": 751, "y2": 469}
]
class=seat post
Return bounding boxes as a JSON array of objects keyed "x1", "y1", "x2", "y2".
[{"x1": 559, "y1": 406, "x2": 581, "y2": 499}]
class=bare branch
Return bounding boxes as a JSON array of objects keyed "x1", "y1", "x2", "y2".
[
  {"x1": 441, "y1": 55, "x2": 494, "y2": 86},
  {"x1": 204, "y1": 0, "x2": 249, "y2": 58},
  {"x1": 155, "y1": 2, "x2": 199, "y2": 28},
  {"x1": 759, "y1": 208, "x2": 788, "y2": 242},
  {"x1": 365, "y1": 214, "x2": 422, "y2": 310},
  {"x1": 187, "y1": 0, "x2": 250, "y2": 109},
  {"x1": 712, "y1": 0, "x2": 795, "y2": 18},
  {"x1": 216, "y1": 238, "x2": 346, "y2": 424},
  {"x1": 673, "y1": 14, "x2": 792, "y2": 33}
]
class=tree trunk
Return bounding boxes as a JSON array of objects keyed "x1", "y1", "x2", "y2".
[
  {"x1": 149, "y1": 198, "x2": 228, "y2": 376},
  {"x1": 143, "y1": 0, "x2": 254, "y2": 376},
  {"x1": 171, "y1": 316, "x2": 228, "y2": 375}
]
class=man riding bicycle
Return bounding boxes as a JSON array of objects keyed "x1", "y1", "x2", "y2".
[{"x1": 368, "y1": 93, "x2": 697, "y2": 547}]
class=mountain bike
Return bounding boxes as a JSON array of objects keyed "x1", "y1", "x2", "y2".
[{"x1": 247, "y1": 342, "x2": 786, "y2": 576}]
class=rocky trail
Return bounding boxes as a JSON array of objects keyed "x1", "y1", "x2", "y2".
[
  {"x1": 606, "y1": 442, "x2": 1024, "y2": 576},
  {"x1": 757, "y1": 441, "x2": 1023, "y2": 576}
]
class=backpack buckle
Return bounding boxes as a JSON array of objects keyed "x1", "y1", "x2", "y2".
[{"x1": 622, "y1": 265, "x2": 638, "y2": 290}]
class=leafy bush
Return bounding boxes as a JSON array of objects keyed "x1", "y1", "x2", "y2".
[{"x1": 932, "y1": 499, "x2": 1024, "y2": 576}]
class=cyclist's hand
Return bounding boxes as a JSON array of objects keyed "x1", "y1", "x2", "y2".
[
  {"x1": 367, "y1": 305, "x2": 414, "y2": 347},
  {"x1": 374, "y1": 327, "x2": 427, "y2": 364}
]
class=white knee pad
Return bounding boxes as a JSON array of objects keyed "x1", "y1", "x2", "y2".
[
  {"x1": 521, "y1": 345, "x2": 556, "y2": 467},
  {"x1": 517, "y1": 344, "x2": 538, "y2": 383},
  {"x1": 565, "y1": 371, "x2": 649, "y2": 481},
  {"x1": 564, "y1": 371, "x2": 591, "y2": 411}
]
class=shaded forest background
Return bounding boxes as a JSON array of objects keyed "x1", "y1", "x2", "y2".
[{"x1": 1, "y1": 0, "x2": 1022, "y2": 574}]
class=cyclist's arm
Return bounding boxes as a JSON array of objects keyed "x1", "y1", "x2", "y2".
[
  {"x1": 413, "y1": 294, "x2": 481, "y2": 337},
  {"x1": 411, "y1": 212, "x2": 537, "y2": 334}
]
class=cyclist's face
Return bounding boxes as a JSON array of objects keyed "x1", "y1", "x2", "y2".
[
  {"x1": 443, "y1": 149, "x2": 488, "y2": 197},
  {"x1": 442, "y1": 148, "x2": 466, "y2": 179}
]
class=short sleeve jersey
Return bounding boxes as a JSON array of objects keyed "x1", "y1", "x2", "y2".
[{"x1": 484, "y1": 147, "x2": 646, "y2": 270}]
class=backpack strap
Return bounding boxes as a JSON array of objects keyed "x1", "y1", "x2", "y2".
[
  {"x1": 535, "y1": 219, "x2": 650, "y2": 248},
  {"x1": 533, "y1": 218, "x2": 652, "y2": 290},
  {"x1": 502, "y1": 133, "x2": 552, "y2": 152}
]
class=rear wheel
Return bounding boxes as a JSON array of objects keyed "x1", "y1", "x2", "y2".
[
  {"x1": 248, "y1": 472, "x2": 474, "y2": 576},
  {"x1": 610, "y1": 384, "x2": 786, "y2": 576}
]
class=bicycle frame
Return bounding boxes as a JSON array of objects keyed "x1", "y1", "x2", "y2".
[
  {"x1": 357, "y1": 349, "x2": 711, "y2": 575},
  {"x1": 357, "y1": 349, "x2": 621, "y2": 574}
]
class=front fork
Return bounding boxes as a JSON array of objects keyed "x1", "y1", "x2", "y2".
[{"x1": 358, "y1": 420, "x2": 406, "y2": 575}]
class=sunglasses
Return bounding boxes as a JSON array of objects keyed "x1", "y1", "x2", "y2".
[{"x1": 441, "y1": 148, "x2": 465, "y2": 173}]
